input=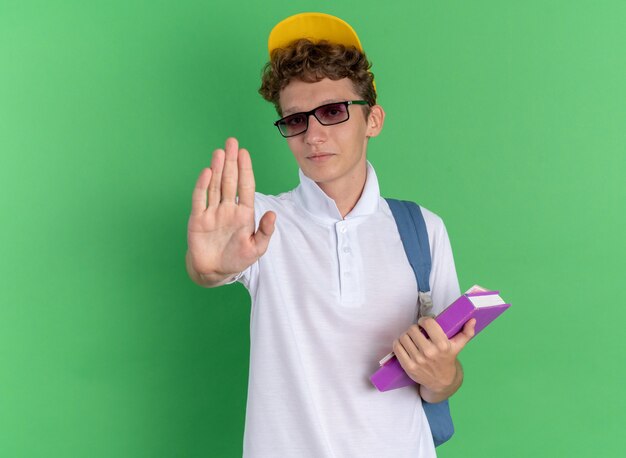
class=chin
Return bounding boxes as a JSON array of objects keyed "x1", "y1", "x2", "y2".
[{"x1": 301, "y1": 167, "x2": 337, "y2": 184}]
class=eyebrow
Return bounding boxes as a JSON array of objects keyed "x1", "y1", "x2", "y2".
[{"x1": 282, "y1": 99, "x2": 344, "y2": 117}]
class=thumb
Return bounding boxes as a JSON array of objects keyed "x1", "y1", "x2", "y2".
[
  {"x1": 253, "y1": 211, "x2": 276, "y2": 255},
  {"x1": 450, "y1": 318, "x2": 476, "y2": 353}
]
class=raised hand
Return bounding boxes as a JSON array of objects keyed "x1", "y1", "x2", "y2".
[{"x1": 186, "y1": 137, "x2": 275, "y2": 287}]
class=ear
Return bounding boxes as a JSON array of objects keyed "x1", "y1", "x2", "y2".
[{"x1": 365, "y1": 105, "x2": 385, "y2": 138}]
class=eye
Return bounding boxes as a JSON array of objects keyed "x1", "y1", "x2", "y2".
[
  {"x1": 318, "y1": 103, "x2": 347, "y2": 120},
  {"x1": 285, "y1": 114, "x2": 305, "y2": 126}
]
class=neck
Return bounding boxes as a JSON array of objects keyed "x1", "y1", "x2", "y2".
[{"x1": 317, "y1": 163, "x2": 368, "y2": 219}]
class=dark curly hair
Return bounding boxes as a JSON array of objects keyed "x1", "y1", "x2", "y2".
[{"x1": 259, "y1": 39, "x2": 376, "y2": 115}]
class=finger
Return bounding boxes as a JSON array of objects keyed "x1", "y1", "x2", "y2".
[
  {"x1": 451, "y1": 318, "x2": 476, "y2": 352},
  {"x1": 393, "y1": 339, "x2": 418, "y2": 369},
  {"x1": 399, "y1": 334, "x2": 421, "y2": 362},
  {"x1": 393, "y1": 339, "x2": 407, "y2": 361},
  {"x1": 408, "y1": 324, "x2": 436, "y2": 357},
  {"x1": 418, "y1": 317, "x2": 448, "y2": 346},
  {"x1": 207, "y1": 148, "x2": 225, "y2": 207},
  {"x1": 253, "y1": 211, "x2": 276, "y2": 255},
  {"x1": 221, "y1": 137, "x2": 239, "y2": 203},
  {"x1": 237, "y1": 148, "x2": 256, "y2": 208},
  {"x1": 191, "y1": 167, "x2": 212, "y2": 215}
]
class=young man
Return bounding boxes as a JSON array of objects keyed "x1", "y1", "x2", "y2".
[{"x1": 186, "y1": 13, "x2": 475, "y2": 457}]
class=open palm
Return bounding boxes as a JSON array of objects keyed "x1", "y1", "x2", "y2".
[{"x1": 187, "y1": 138, "x2": 275, "y2": 283}]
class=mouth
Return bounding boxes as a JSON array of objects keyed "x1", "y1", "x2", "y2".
[{"x1": 307, "y1": 153, "x2": 335, "y2": 162}]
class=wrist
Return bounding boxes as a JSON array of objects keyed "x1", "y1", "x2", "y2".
[
  {"x1": 186, "y1": 250, "x2": 232, "y2": 287},
  {"x1": 420, "y1": 360, "x2": 463, "y2": 403}
]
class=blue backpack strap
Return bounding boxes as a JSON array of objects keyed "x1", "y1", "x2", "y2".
[
  {"x1": 385, "y1": 199, "x2": 431, "y2": 293},
  {"x1": 385, "y1": 198, "x2": 455, "y2": 447}
]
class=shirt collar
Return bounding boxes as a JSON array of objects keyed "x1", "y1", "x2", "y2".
[{"x1": 294, "y1": 161, "x2": 381, "y2": 223}]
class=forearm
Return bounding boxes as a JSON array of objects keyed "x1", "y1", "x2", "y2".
[
  {"x1": 419, "y1": 359, "x2": 464, "y2": 404},
  {"x1": 185, "y1": 250, "x2": 234, "y2": 288}
]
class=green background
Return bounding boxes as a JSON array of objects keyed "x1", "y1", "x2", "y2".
[{"x1": 1, "y1": 0, "x2": 624, "y2": 456}]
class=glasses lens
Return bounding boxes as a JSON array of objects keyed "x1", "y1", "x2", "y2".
[
  {"x1": 315, "y1": 103, "x2": 349, "y2": 125},
  {"x1": 277, "y1": 113, "x2": 307, "y2": 137}
]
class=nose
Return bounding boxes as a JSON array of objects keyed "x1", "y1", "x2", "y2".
[{"x1": 303, "y1": 113, "x2": 327, "y2": 144}]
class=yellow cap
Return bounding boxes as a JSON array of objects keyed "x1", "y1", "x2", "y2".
[
  {"x1": 267, "y1": 12, "x2": 376, "y2": 93},
  {"x1": 268, "y1": 12, "x2": 364, "y2": 55}
]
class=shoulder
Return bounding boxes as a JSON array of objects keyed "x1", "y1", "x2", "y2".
[
  {"x1": 251, "y1": 190, "x2": 299, "y2": 226},
  {"x1": 418, "y1": 205, "x2": 453, "y2": 252},
  {"x1": 380, "y1": 198, "x2": 447, "y2": 234},
  {"x1": 253, "y1": 190, "x2": 295, "y2": 211},
  {"x1": 381, "y1": 198, "x2": 454, "y2": 261},
  {"x1": 418, "y1": 205, "x2": 447, "y2": 235},
  {"x1": 416, "y1": 205, "x2": 456, "y2": 268}
]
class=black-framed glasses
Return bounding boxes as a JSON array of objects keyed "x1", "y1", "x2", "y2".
[{"x1": 274, "y1": 100, "x2": 369, "y2": 138}]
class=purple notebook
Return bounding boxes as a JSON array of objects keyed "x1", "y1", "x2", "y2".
[{"x1": 370, "y1": 286, "x2": 511, "y2": 392}]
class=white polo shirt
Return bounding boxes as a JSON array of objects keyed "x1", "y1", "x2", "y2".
[{"x1": 237, "y1": 162, "x2": 460, "y2": 458}]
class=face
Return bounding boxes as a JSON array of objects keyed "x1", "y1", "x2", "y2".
[{"x1": 278, "y1": 78, "x2": 384, "y2": 193}]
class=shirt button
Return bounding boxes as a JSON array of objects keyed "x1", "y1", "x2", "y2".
[
  {"x1": 340, "y1": 226, "x2": 347, "y2": 233},
  {"x1": 343, "y1": 247, "x2": 351, "y2": 253}
]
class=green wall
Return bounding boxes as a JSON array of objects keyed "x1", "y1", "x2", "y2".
[{"x1": 1, "y1": 1, "x2": 624, "y2": 456}]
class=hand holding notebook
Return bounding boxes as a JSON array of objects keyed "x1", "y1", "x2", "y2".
[{"x1": 371, "y1": 285, "x2": 511, "y2": 392}]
